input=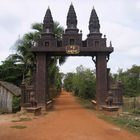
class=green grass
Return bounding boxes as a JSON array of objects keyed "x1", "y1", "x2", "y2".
[
  {"x1": 99, "y1": 114, "x2": 140, "y2": 135},
  {"x1": 11, "y1": 125, "x2": 27, "y2": 129},
  {"x1": 76, "y1": 97, "x2": 94, "y2": 110},
  {"x1": 133, "y1": 109, "x2": 140, "y2": 115},
  {"x1": 12, "y1": 117, "x2": 31, "y2": 122}
]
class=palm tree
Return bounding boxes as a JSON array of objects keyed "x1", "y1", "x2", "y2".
[{"x1": 11, "y1": 21, "x2": 67, "y2": 85}]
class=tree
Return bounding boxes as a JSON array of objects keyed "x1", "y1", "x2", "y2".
[
  {"x1": 63, "y1": 73, "x2": 75, "y2": 92},
  {"x1": 63, "y1": 65, "x2": 96, "y2": 99},
  {"x1": 9, "y1": 21, "x2": 66, "y2": 86},
  {"x1": 0, "y1": 58, "x2": 23, "y2": 85},
  {"x1": 112, "y1": 65, "x2": 140, "y2": 97}
]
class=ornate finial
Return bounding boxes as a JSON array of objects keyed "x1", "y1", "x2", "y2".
[
  {"x1": 104, "y1": 34, "x2": 106, "y2": 38},
  {"x1": 89, "y1": 7, "x2": 100, "y2": 33},
  {"x1": 66, "y1": 4, "x2": 77, "y2": 29},
  {"x1": 43, "y1": 7, "x2": 54, "y2": 33}
]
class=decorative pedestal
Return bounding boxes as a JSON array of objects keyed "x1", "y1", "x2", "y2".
[{"x1": 25, "y1": 107, "x2": 42, "y2": 116}]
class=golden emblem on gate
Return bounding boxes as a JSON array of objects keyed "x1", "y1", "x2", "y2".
[{"x1": 66, "y1": 45, "x2": 80, "y2": 54}]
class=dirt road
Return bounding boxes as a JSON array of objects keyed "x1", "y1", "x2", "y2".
[{"x1": 0, "y1": 91, "x2": 139, "y2": 140}]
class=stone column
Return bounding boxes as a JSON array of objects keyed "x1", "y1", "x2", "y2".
[
  {"x1": 107, "y1": 68, "x2": 110, "y2": 91},
  {"x1": 96, "y1": 54, "x2": 108, "y2": 106},
  {"x1": 46, "y1": 57, "x2": 50, "y2": 101},
  {"x1": 35, "y1": 53, "x2": 47, "y2": 105}
]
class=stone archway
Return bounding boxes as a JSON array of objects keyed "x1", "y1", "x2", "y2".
[{"x1": 32, "y1": 4, "x2": 113, "y2": 108}]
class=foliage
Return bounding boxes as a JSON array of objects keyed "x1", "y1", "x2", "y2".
[
  {"x1": 99, "y1": 114, "x2": 140, "y2": 134},
  {"x1": 63, "y1": 72, "x2": 75, "y2": 92},
  {"x1": 12, "y1": 96, "x2": 21, "y2": 113},
  {"x1": 11, "y1": 125, "x2": 27, "y2": 129},
  {"x1": 0, "y1": 59, "x2": 23, "y2": 86},
  {"x1": 77, "y1": 97, "x2": 94, "y2": 110},
  {"x1": 64, "y1": 65, "x2": 96, "y2": 99},
  {"x1": 112, "y1": 65, "x2": 140, "y2": 97},
  {"x1": 133, "y1": 109, "x2": 140, "y2": 115},
  {"x1": 12, "y1": 117, "x2": 31, "y2": 122}
]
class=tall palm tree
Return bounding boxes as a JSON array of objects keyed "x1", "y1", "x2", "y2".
[{"x1": 11, "y1": 21, "x2": 67, "y2": 85}]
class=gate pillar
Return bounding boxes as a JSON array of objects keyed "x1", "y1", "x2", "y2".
[
  {"x1": 35, "y1": 53, "x2": 47, "y2": 105},
  {"x1": 96, "y1": 54, "x2": 108, "y2": 106}
]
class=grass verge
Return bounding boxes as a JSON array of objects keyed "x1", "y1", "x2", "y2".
[
  {"x1": 99, "y1": 113, "x2": 140, "y2": 135},
  {"x1": 11, "y1": 125, "x2": 27, "y2": 129},
  {"x1": 132, "y1": 109, "x2": 140, "y2": 115},
  {"x1": 76, "y1": 97, "x2": 94, "y2": 110},
  {"x1": 12, "y1": 117, "x2": 31, "y2": 122},
  {"x1": 76, "y1": 96, "x2": 140, "y2": 135}
]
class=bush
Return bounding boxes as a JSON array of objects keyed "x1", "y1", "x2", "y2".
[
  {"x1": 64, "y1": 65, "x2": 96, "y2": 100},
  {"x1": 12, "y1": 96, "x2": 21, "y2": 113}
]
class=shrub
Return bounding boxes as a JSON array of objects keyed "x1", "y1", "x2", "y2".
[
  {"x1": 64, "y1": 65, "x2": 96, "y2": 100},
  {"x1": 12, "y1": 96, "x2": 21, "y2": 113}
]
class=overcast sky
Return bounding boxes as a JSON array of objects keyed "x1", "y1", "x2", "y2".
[{"x1": 0, "y1": 0, "x2": 140, "y2": 73}]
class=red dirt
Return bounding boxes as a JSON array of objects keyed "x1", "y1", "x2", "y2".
[{"x1": 0, "y1": 91, "x2": 140, "y2": 140}]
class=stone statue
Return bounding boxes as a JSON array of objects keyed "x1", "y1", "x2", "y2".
[
  {"x1": 105, "y1": 91, "x2": 114, "y2": 106},
  {"x1": 30, "y1": 91, "x2": 37, "y2": 107}
]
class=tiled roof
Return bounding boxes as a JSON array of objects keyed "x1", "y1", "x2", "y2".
[{"x1": 0, "y1": 81, "x2": 21, "y2": 96}]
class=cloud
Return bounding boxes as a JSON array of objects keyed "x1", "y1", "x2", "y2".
[
  {"x1": 101, "y1": 20, "x2": 140, "y2": 72},
  {"x1": 136, "y1": 1, "x2": 140, "y2": 9},
  {"x1": 0, "y1": 0, "x2": 140, "y2": 73},
  {"x1": 0, "y1": 15, "x2": 21, "y2": 33},
  {"x1": 102, "y1": 21, "x2": 140, "y2": 50}
]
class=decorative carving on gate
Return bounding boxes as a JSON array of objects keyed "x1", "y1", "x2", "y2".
[{"x1": 66, "y1": 45, "x2": 80, "y2": 54}]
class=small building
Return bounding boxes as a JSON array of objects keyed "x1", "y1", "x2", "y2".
[{"x1": 0, "y1": 81, "x2": 21, "y2": 113}]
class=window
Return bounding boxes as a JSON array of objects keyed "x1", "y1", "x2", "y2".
[
  {"x1": 45, "y1": 42, "x2": 49, "y2": 47},
  {"x1": 46, "y1": 28, "x2": 50, "y2": 33},
  {"x1": 95, "y1": 41, "x2": 99, "y2": 47},
  {"x1": 70, "y1": 39, "x2": 75, "y2": 45}
]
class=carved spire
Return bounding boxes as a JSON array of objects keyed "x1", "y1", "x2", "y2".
[
  {"x1": 89, "y1": 7, "x2": 100, "y2": 33},
  {"x1": 43, "y1": 7, "x2": 54, "y2": 33},
  {"x1": 66, "y1": 3, "x2": 77, "y2": 29}
]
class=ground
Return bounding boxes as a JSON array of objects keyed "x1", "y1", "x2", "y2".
[{"x1": 0, "y1": 91, "x2": 140, "y2": 140}]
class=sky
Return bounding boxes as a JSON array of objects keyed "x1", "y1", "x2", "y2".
[{"x1": 0, "y1": 0, "x2": 140, "y2": 74}]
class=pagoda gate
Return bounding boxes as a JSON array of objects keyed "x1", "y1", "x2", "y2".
[{"x1": 31, "y1": 4, "x2": 114, "y2": 108}]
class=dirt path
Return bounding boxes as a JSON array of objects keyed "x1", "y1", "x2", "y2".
[{"x1": 0, "y1": 91, "x2": 139, "y2": 140}]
